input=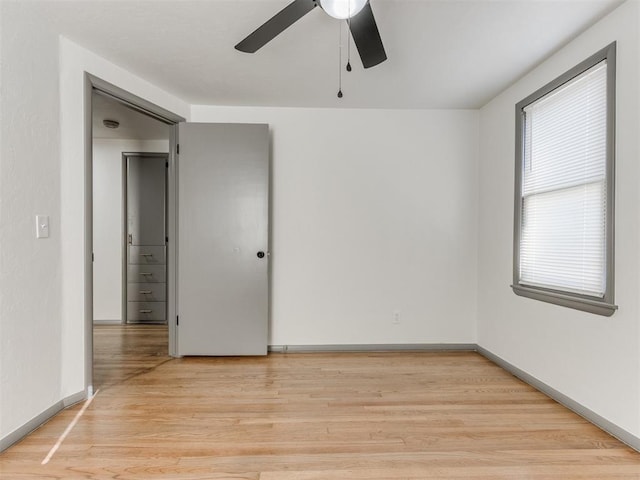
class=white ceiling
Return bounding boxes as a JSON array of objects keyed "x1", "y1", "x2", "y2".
[
  {"x1": 36, "y1": 0, "x2": 622, "y2": 109},
  {"x1": 92, "y1": 93, "x2": 171, "y2": 140}
]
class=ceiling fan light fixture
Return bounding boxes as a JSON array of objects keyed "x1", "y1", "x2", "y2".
[{"x1": 319, "y1": 0, "x2": 368, "y2": 20}]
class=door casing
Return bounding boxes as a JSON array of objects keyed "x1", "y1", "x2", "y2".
[{"x1": 85, "y1": 73, "x2": 185, "y2": 395}]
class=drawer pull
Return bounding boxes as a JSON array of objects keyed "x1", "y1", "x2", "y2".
[
  {"x1": 139, "y1": 309, "x2": 153, "y2": 314},
  {"x1": 139, "y1": 290, "x2": 152, "y2": 294},
  {"x1": 139, "y1": 272, "x2": 153, "y2": 276},
  {"x1": 139, "y1": 253, "x2": 153, "y2": 257}
]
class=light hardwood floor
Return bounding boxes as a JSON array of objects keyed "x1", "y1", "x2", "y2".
[{"x1": 1, "y1": 325, "x2": 640, "y2": 479}]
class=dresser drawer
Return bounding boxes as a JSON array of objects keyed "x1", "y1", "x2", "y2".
[
  {"x1": 127, "y1": 283, "x2": 166, "y2": 302},
  {"x1": 129, "y1": 246, "x2": 166, "y2": 265},
  {"x1": 127, "y1": 264, "x2": 166, "y2": 283},
  {"x1": 127, "y1": 301, "x2": 166, "y2": 322}
]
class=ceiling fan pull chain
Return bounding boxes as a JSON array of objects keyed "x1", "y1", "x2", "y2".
[
  {"x1": 346, "y1": 1, "x2": 352, "y2": 72},
  {"x1": 338, "y1": 19, "x2": 343, "y2": 98}
]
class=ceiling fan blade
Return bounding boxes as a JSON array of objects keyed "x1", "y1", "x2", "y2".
[
  {"x1": 235, "y1": 0, "x2": 317, "y2": 53},
  {"x1": 348, "y1": 2, "x2": 387, "y2": 68}
]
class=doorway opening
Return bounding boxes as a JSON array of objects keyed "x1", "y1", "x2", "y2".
[
  {"x1": 88, "y1": 80, "x2": 182, "y2": 391},
  {"x1": 85, "y1": 75, "x2": 270, "y2": 395}
]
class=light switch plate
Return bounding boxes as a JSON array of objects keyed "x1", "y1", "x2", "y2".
[{"x1": 36, "y1": 215, "x2": 49, "y2": 239}]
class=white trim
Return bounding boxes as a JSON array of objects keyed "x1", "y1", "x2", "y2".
[
  {"x1": 0, "y1": 390, "x2": 85, "y2": 452},
  {"x1": 41, "y1": 390, "x2": 99, "y2": 464},
  {"x1": 268, "y1": 343, "x2": 477, "y2": 353},
  {"x1": 92, "y1": 319, "x2": 123, "y2": 325},
  {"x1": 477, "y1": 346, "x2": 640, "y2": 452}
]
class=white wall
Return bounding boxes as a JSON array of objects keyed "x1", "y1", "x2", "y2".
[
  {"x1": 0, "y1": 0, "x2": 189, "y2": 441},
  {"x1": 92, "y1": 139, "x2": 169, "y2": 322},
  {"x1": 1, "y1": 0, "x2": 64, "y2": 440},
  {"x1": 478, "y1": 0, "x2": 640, "y2": 439},
  {"x1": 191, "y1": 106, "x2": 479, "y2": 346}
]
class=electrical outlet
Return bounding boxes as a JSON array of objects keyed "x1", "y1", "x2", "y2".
[{"x1": 392, "y1": 311, "x2": 401, "y2": 325}]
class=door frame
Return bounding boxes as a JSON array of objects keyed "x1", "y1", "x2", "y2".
[
  {"x1": 85, "y1": 73, "x2": 185, "y2": 393},
  {"x1": 122, "y1": 152, "x2": 169, "y2": 325}
]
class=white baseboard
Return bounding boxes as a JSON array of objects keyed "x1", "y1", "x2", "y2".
[
  {"x1": 476, "y1": 346, "x2": 640, "y2": 452},
  {"x1": 93, "y1": 319, "x2": 123, "y2": 325},
  {"x1": 0, "y1": 390, "x2": 86, "y2": 452},
  {"x1": 268, "y1": 343, "x2": 476, "y2": 353}
]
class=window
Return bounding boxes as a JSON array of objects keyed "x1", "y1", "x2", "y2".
[{"x1": 512, "y1": 43, "x2": 617, "y2": 316}]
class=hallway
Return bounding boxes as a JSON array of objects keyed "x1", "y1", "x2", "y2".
[{"x1": 93, "y1": 325, "x2": 169, "y2": 389}]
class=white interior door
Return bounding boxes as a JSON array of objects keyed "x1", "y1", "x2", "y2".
[{"x1": 177, "y1": 123, "x2": 269, "y2": 355}]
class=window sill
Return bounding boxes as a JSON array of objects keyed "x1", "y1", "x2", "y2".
[{"x1": 511, "y1": 284, "x2": 617, "y2": 317}]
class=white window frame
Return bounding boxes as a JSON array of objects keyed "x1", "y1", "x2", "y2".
[{"x1": 512, "y1": 42, "x2": 617, "y2": 316}]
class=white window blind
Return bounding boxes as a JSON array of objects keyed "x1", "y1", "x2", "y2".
[{"x1": 519, "y1": 60, "x2": 607, "y2": 297}]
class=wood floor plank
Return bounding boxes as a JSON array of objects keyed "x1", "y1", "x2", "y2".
[{"x1": 1, "y1": 324, "x2": 639, "y2": 479}]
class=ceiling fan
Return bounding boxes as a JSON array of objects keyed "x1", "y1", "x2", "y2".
[{"x1": 235, "y1": 0, "x2": 387, "y2": 69}]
